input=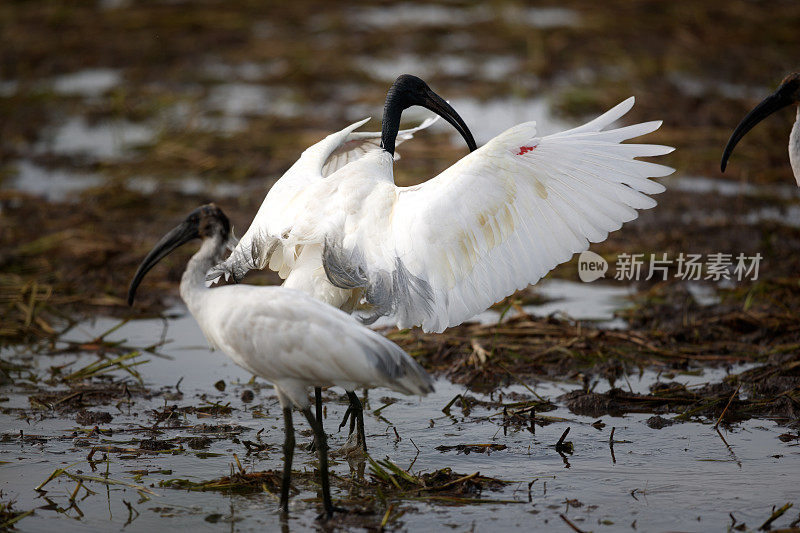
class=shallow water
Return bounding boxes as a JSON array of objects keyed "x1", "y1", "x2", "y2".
[
  {"x1": 36, "y1": 116, "x2": 154, "y2": 160},
  {"x1": 349, "y1": 4, "x2": 579, "y2": 30},
  {"x1": 5, "y1": 85, "x2": 574, "y2": 203},
  {"x1": 2, "y1": 308, "x2": 798, "y2": 532},
  {"x1": 466, "y1": 279, "x2": 634, "y2": 331},
  {"x1": 667, "y1": 73, "x2": 769, "y2": 101},
  {"x1": 349, "y1": 4, "x2": 491, "y2": 29},
  {"x1": 9, "y1": 160, "x2": 102, "y2": 202},
  {"x1": 743, "y1": 204, "x2": 800, "y2": 229},
  {"x1": 676, "y1": 201, "x2": 800, "y2": 230},
  {"x1": 51, "y1": 69, "x2": 122, "y2": 98},
  {"x1": 206, "y1": 84, "x2": 302, "y2": 123},
  {"x1": 667, "y1": 175, "x2": 800, "y2": 200},
  {"x1": 356, "y1": 54, "x2": 474, "y2": 82},
  {"x1": 370, "y1": 279, "x2": 632, "y2": 331}
]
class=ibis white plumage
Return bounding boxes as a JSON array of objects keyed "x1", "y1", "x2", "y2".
[
  {"x1": 213, "y1": 74, "x2": 675, "y2": 334},
  {"x1": 721, "y1": 72, "x2": 800, "y2": 185},
  {"x1": 209, "y1": 75, "x2": 477, "y2": 452},
  {"x1": 127, "y1": 204, "x2": 434, "y2": 518},
  {"x1": 233, "y1": 114, "x2": 446, "y2": 312}
]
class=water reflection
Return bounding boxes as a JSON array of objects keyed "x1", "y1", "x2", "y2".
[{"x1": 1, "y1": 308, "x2": 796, "y2": 531}]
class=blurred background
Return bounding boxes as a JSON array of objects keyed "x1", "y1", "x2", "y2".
[
  {"x1": 2, "y1": 3, "x2": 800, "y2": 531},
  {"x1": 1, "y1": 0, "x2": 799, "y2": 342}
]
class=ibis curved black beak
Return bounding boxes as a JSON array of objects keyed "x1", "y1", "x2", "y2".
[
  {"x1": 381, "y1": 74, "x2": 477, "y2": 156},
  {"x1": 127, "y1": 217, "x2": 200, "y2": 305},
  {"x1": 418, "y1": 88, "x2": 478, "y2": 153},
  {"x1": 721, "y1": 89, "x2": 795, "y2": 172}
]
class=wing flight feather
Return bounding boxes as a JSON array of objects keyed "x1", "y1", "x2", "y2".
[{"x1": 323, "y1": 97, "x2": 674, "y2": 332}]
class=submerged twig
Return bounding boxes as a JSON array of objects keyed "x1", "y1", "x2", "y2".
[
  {"x1": 555, "y1": 427, "x2": 573, "y2": 454},
  {"x1": 560, "y1": 513, "x2": 588, "y2": 533},
  {"x1": 441, "y1": 394, "x2": 462, "y2": 414},
  {"x1": 759, "y1": 502, "x2": 793, "y2": 531},
  {"x1": 714, "y1": 384, "x2": 741, "y2": 429}
]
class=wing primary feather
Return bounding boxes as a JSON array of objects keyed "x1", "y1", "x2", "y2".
[
  {"x1": 303, "y1": 98, "x2": 673, "y2": 334},
  {"x1": 322, "y1": 238, "x2": 369, "y2": 290}
]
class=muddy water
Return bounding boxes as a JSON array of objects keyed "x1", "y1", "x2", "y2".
[
  {"x1": 2, "y1": 306, "x2": 798, "y2": 532},
  {"x1": 457, "y1": 279, "x2": 634, "y2": 330}
]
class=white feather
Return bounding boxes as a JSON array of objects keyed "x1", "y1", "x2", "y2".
[
  {"x1": 183, "y1": 237, "x2": 433, "y2": 409},
  {"x1": 213, "y1": 98, "x2": 674, "y2": 334},
  {"x1": 209, "y1": 116, "x2": 440, "y2": 287},
  {"x1": 309, "y1": 98, "x2": 673, "y2": 332},
  {"x1": 790, "y1": 107, "x2": 800, "y2": 186}
]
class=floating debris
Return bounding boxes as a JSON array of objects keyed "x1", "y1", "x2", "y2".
[
  {"x1": 75, "y1": 409, "x2": 113, "y2": 425},
  {"x1": 139, "y1": 438, "x2": 175, "y2": 451},
  {"x1": 646, "y1": 415, "x2": 675, "y2": 429},
  {"x1": 186, "y1": 436, "x2": 212, "y2": 450},
  {"x1": 434, "y1": 443, "x2": 507, "y2": 455},
  {"x1": 160, "y1": 458, "x2": 515, "y2": 508},
  {"x1": 560, "y1": 356, "x2": 800, "y2": 426},
  {"x1": 161, "y1": 470, "x2": 312, "y2": 495},
  {"x1": 368, "y1": 457, "x2": 513, "y2": 500},
  {"x1": 553, "y1": 427, "x2": 574, "y2": 454}
]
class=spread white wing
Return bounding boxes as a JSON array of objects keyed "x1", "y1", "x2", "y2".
[
  {"x1": 321, "y1": 116, "x2": 438, "y2": 177},
  {"x1": 210, "y1": 116, "x2": 438, "y2": 282},
  {"x1": 322, "y1": 97, "x2": 675, "y2": 332}
]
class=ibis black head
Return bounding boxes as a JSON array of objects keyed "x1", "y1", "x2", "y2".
[
  {"x1": 381, "y1": 74, "x2": 477, "y2": 156},
  {"x1": 721, "y1": 72, "x2": 800, "y2": 172},
  {"x1": 127, "y1": 203, "x2": 230, "y2": 305}
]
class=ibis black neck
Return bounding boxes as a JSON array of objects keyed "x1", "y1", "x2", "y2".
[{"x1": 380, "y1": 82, "x2": 405, "y2": 156}]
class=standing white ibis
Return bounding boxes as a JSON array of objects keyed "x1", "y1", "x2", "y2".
[
  {"x1": 210, "y1": 75, "x2": 477, "y2": 452},
  {"x1": 721, "y1": 72, "x2": 800, "y2": 184},
  {"x1": 127, "y1": 204, "x2": 434, "y2": 518},
  {"x1": 213, "y1": 75, "x2": 673, "y2": 333}
]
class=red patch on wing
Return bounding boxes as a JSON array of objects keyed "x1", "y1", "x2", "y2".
[{"x1": 516, "y1": 145, "x2": 537, "y2": 155}]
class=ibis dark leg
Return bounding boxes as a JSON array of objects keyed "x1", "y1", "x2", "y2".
[
  {"x1": 302, "y1": 406, "x2": 346, "y2": 519},
  {"x1": 345, "y1": 391, "x2": 366, "y2": 452},
  {"x1": 315, "y1": 387, "x2": 323, "y2": 424},
  {"x1": 280, "y1": 406, "x2": 295, "y2": 513},
  {"x1": 308, "y1": 387, "x2": 323, "y2": 451}
]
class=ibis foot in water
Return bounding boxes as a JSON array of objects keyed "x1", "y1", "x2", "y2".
[
  {"x1": 309, "y1": 388, "x2": 367, "y2": 455},
  {"x1": 317, "y1": 506, "x2": 349, "y2": 521},
  {"x1": 335, "y1": 391, "x2": 367, "y2": 456},
  {"x1": 279, "y1": 406, "x2": 295, "y2": 514},
  {"x1": 335, "y1": 431, "x2": 366, "y2": 459},
  {"x1": 301, "y1": 406, "x2": 348, "y2": 520}
]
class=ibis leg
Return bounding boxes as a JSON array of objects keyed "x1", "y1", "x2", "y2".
[
  {"x1": 307, "y1": 387, "x2": 323, "y2": 452},
  {"x1": 280, "y1": 406, "x2": 295, "y2": 514},
  {"x1": 345, "y1": 391, "x2": 366, "y2": 453},
  {"x1": 302, "y1": 406, "x2": 346, "y2": 519},
  {"x1": 315, "y1": 387, "x2": 323, "y2": 424}
]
